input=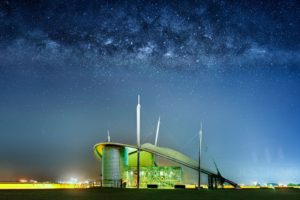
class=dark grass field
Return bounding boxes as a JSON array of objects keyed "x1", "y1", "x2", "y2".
[{"x1": 0, "y1": 188, "x2": 299, "y2": 200}]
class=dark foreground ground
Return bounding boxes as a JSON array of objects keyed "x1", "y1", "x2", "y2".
[{"x1": 0, "y1": 188, "x2": 299, "y2": 200}]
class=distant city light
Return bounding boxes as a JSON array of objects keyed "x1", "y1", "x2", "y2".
[
  {"x1": 58, "y1": 178, "x2": 78, "y2": 184},
  {"x1": 57, "y1": 178, "x2": 89, "y2": 185}
]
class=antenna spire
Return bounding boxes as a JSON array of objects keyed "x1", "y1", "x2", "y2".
[{"x1": 107, "y1": 130, "x2": 110, "y2": 142}]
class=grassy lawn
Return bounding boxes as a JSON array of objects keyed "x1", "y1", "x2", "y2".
[{"x1": 0, "y1": 188, "x2": 299, "y2": 200}]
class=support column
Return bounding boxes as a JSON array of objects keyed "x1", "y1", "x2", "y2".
[
  {"x1": 137, "y1": 149, "x2": 140, "y2": 188},
  {"x1": 208, "y1": 175, "x2": 211, "y2": 189},
  {"x1": 214, "y1": 177, "x2": 218, "y2": 190}
]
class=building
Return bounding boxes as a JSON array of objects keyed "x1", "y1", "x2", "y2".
[{"x1": 93, "y1": 96, "x2": 238, "y2": 189}]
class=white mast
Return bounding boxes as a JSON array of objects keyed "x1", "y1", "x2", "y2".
[
  {"x1": 137, "y1": 95, "x2": 141, "y2": 147},
  {"x1": 198, "y1": 122, "x2": 202, "y2": 190},
  {"x1": 108, "y1": 130, "x2": 110, "y2": 142},
  {"x1": 155, "y1": 116, "x2": 160, "y2": 146},
  {"x1": 137, "y1": 95, "x2": 141, "y2": 189}
]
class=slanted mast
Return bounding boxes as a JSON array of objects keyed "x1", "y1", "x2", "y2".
[{"x1": 155, "y1": 116, "x2": 160, "y2": 146}]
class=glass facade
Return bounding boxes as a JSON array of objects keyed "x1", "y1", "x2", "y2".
[{"x1": 127, "y1": 166, "x2": 183, "y2": 188}]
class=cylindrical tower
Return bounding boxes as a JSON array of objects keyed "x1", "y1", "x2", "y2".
[{"x1": 102, "y1": 146, "x2": 128, "y2": 187}]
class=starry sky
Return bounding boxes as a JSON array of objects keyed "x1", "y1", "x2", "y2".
[{"x1": 0, "y1": 0, "x2": 300, "y2": 185}]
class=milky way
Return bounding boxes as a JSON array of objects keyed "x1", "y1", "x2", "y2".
[
  {"x1": 1, "y1": 0, "x2": 300, "y2": 77},
  {"x1": 1, "y1": 0, "x2": 300, "y2": 184}
]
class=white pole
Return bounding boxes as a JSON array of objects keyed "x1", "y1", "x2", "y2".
[
  {"x1": 155, "y1": 116, "x2": 160, "y2": 146},
  {"x1": 198, "y1": 122, "x2": 202, "y2": 190},
  {"x1": 137, "y1": 95, "x2": 140, "y2": 147},
  {"x1": 137, "y1": 95, "x2": 141, "y2": 189},
  {"x1": 108, "y1": 130, "x2": 110, "y2": 142}
]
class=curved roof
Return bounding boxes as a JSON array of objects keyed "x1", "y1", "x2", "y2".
[
  {"x1": 94, "y1": 142, "x2": 216, "y2": 175},
  {"x1": 141, "y1": 143, "x2": 216, "y2": 174},
  {"x1": 94, "y1": 142, "x2": 137, "y2": 158}
]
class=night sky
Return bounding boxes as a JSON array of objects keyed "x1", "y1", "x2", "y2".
[{"x1": 1, "y1": 0, "x2": 300, "y2": 185}]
